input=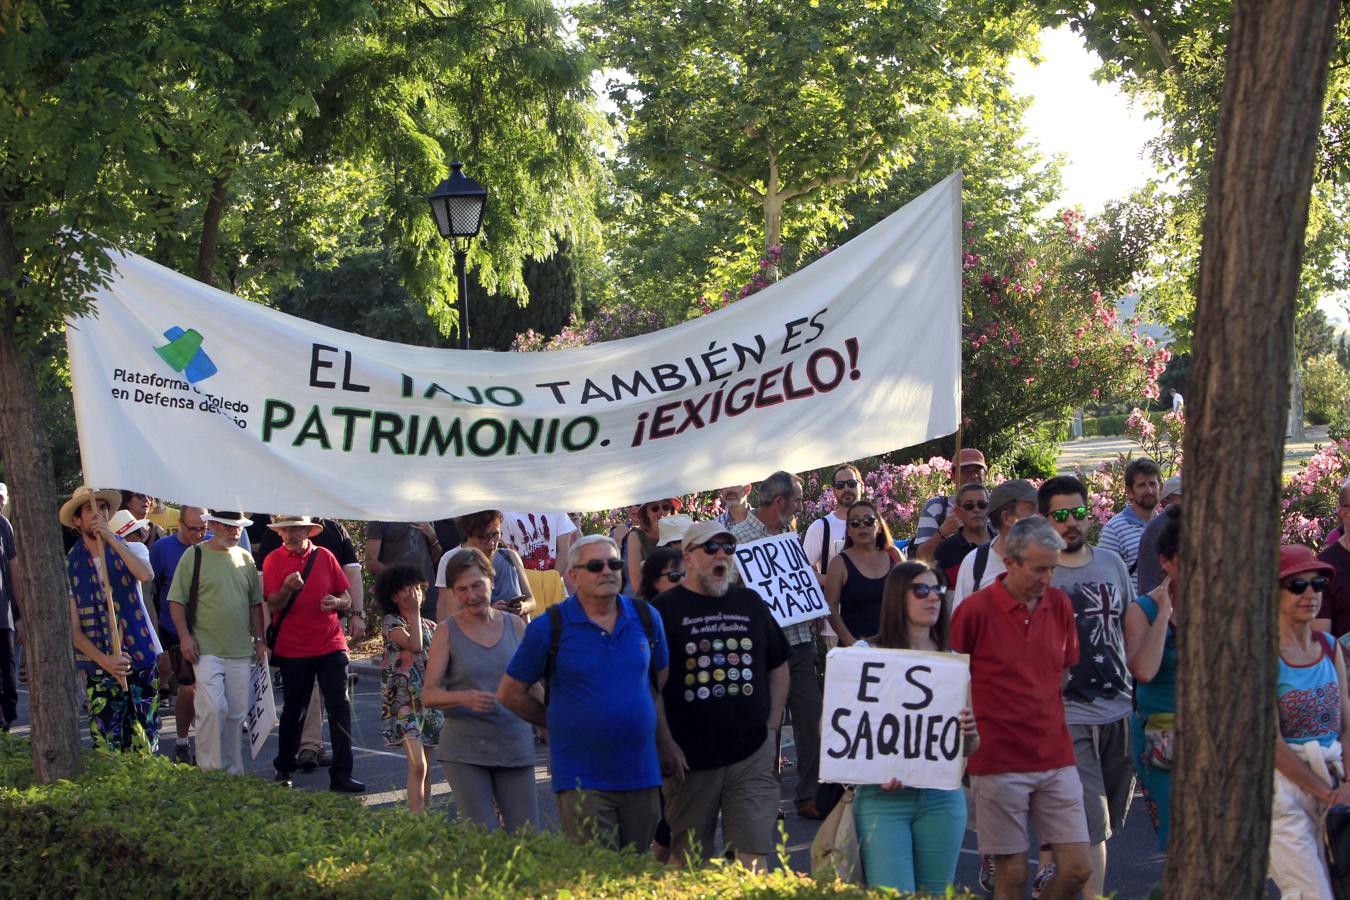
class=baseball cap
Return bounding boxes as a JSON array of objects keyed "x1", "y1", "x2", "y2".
[
  {"x1": 681, "y1": 520, "x2": 735, "y2": 550},
  {"x1": 988, "y1": 479, "x2": 1037, "y2": 516},
  {"x1": 1161, "y1": 475, "x2": 1182, "y2": 501},
  {"x1": 958, "y1": 449, "x2": 986, "y2": 470}
]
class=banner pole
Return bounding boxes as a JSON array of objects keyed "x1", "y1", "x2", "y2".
[
  {"x1": 86, "y1": 488, "x2": 127, "y2": 692},
  {"x1": 952, "y1": 426, "x2": 963, "y2": 490}
]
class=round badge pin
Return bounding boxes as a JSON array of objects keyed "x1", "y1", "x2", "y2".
[
  {"x1": 698, "y1": 639, "x2": 712, "y2": 653},
  {"x1": 697, "y1": 670, "x2": 710, "y2": 684},
  {"x1": 727, "y1": 638, "x2": 740, "y2": 650},
  {"x1": 712, "y1": 639, "x2": 725, "y2": 652},
  {"x1": 728, "y1": 683, "x2": 741, "y2": 696},
  {"x1": 712, "y1": 684, "x2": 726, "y2": 698},
  {"x1": 697, "y1": 655, "x2": 711, "y2": 668},
  {"x1": 742, "y1": 683, "x2": 754, "y2": 696},
  {"x1": 712, "y1": 653, "x2": 726, "y2": 666},
  {"x1": 697, "y1": 686, "x2": 710, "y2": 700},
  {"x1": 728, "y1": 668, "x2": 740, "y2": 681},
  {"x1": 713, "y1": 668, "x2": 725, "y2": 682}
]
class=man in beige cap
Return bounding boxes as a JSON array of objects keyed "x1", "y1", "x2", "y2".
[{"x1": 914, "y1": 448, "x2": 989, "y2": 562}]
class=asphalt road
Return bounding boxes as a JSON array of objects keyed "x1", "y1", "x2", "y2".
[{"x1": 5, "y1": 656, "x2": 1212, "y2": 899}]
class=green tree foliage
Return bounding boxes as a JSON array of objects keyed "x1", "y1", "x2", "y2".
[
  {"x1": 1303, "y1": 353, "x2": 1350, "y2": 427},
  {"x1": 1044, "y1": 3, "x2": 1350, "y2": 341},
  {"x1": 580, "y1": 0, "x2": 1038, "y2": 261}
]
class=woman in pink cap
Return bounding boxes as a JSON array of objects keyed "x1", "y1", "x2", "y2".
[{"x1": 1271, "y1": 544, "x2": 1350, "y2": 898}]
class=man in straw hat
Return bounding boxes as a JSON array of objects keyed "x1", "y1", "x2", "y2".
[
  {"x1": 61, "y1": 485, "x2": 159, "y2": 753},
  {"x1": 263, "y1": 515, "x2": 363, "y2": 792},
  {"x1": 168, "y1": 510, "x2": 265, "y2": 774}
]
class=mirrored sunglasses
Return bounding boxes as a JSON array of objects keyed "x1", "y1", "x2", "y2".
[
  {"x1": 1049, "y1": 506, "x2": 1089, "y2": 523},
  {"x1": 910, "y1": 584, "x2": 947, "y2": 600}
]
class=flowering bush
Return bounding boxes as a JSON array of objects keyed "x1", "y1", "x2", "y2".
[
  {"x1": 800, "y1": 458, "x2": 963, "y2": 541},
  {"x1": 511, "y1": 305, "x2": 671, "y2": 352},
  {"x1": 1124, "y1": 408, "x2": 1184, "y2": 476},
  {"x1": 960, "y1": 210, "x2": 1172, "y2": 463},
  {"x1": 1281, "y1": 439, "x2": 1350, "y2": 547}
]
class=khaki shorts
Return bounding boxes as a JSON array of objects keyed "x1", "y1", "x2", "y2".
[
  {"x1": 1069, "y1": 720, "x2": 1135, "y2": 844},
  {"x1": 971, "y1": 766, "x2": 1090, "y2": 856},
  {"x1": 663, "y1": 733, "x2": 780, "y2": 858}
]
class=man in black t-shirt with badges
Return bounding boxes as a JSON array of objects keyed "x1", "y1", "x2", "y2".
[{"x1": 653, "y1": 520, "x2": 790, "y2": 871}]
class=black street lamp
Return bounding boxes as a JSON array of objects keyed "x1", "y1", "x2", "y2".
[{"x1": 427, "y1": 161, "x2": 487, "y2": 350}]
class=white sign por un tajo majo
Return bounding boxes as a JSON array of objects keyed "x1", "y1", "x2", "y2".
[
  {"x1": 66, "y1": 174, "x2": 962, "y2": 520},
  {"x1": 819, "y1": 646, "x2": 970, "y2": 790},
  {"x1": 732, "y1": 532, "x2": 830, "y2": 628}
]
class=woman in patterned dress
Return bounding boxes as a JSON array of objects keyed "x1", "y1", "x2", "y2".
[{"x1": 376, "y1": 565, "x2": 444, "y2": 814}]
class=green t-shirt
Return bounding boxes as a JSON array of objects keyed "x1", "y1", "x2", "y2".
[{"x1": 169, "y1": 545, "x2": 262, "y2": 658}]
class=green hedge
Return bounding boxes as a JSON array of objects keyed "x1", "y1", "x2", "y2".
[{"x1": 0, "y1": 735, "x2": 926, "y2": 898}]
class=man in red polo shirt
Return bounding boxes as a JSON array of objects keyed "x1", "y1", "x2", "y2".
[
  {"x1": 951, "y1": 516, "x2": 1091, "y2": 900},
  {"x1": 263, "y1": 515, "x2": 363, "y2": 792}
]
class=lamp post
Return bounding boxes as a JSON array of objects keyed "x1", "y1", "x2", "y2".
[{"x1": 427, "y1": 161, "x2": 487, "y2": 350}]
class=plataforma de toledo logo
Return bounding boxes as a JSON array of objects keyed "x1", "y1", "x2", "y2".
[{"x1": 155, "y1": 327, "x2": 217, "y2": 384}]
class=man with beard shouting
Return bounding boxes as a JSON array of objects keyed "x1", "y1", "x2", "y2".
[{"x1": 652, "y1": 521, "x2": 790, "y2": 870}]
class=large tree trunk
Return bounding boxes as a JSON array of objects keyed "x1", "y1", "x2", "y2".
[
  {"x1": 1167, "y1": 1, "x2": 1337, "y2": 897},
  {"x1": 0, "y1": 212, "x2": 82, "y2": 783}
]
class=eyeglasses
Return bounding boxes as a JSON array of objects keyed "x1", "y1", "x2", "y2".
[
  {"x1": 961, "y1": 500, "x2": 989, "y2": 511},
  {"x1": 661, "y1": 570, "x2": 685, "y2": 583},
  {"x1": 909, "y1": 584, "x2": 947, "y2": 600},
  {"x1": 475, "y1": 531, "x2": 502, "y2": 541},
  {"x1": 834, "y1": 479, "x2": 859, "y2": 489},
  {"x1": 577, "y1": 559, "x2": 624, "y2": 573},
  {"x1": 183, "y1": 525, "x2": 207, "y2": 534},
  {"x1": 848, "y1": 516, "x2": 877, "y2": 528},
  {"x1": 1284, "y1": 576, "x2": 1329, "y2": 594},
  {"x1": 647, "y1": 503, "x2": 675, "y2": 513},
  {"x1": 1049, "y1": 507, "x2": 1090, "y2": 523},
  {"x1": 695, "y1": 540, "x2": 738, "y2": 555}
]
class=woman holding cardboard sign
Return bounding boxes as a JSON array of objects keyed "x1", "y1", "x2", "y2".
[{"x1": 851, "y1": 561, "x2": 978, "y2": 893}]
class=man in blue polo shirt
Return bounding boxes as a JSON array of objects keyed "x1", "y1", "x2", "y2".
[{"x1": 499, "y1": 534, "x2": 669, "y2": 852}]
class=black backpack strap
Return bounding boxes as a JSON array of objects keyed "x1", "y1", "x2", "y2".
[
  {"x1": 972, "y1": 542, "x2": 992, "y2": 590},
  {"x1": 543, "y1": 605, "x2": 564, "y2": 706},
  {"x1": 631, "y1": 596, "x2": 660, "y2": 694},
  {"x1": 818, "y1": 517, "x2": 832, "y2": 573},
  {"x1": 186, "y1": 546, "x2": 203, "y2": 632}
]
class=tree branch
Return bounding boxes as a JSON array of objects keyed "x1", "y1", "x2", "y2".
[
  {"x1": 1129, "y1": 4, "x2": 1178, "y2": 73},
  {"x1": 683, "y1": 155, "x2": 761, "y2": 198},
  {"x1": 777, "y1": 143, "x2": 878, "y2": 203}
]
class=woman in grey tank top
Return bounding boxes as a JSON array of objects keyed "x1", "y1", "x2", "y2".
[{"x1": 423, "y1": 547, "x2": 539, "y2": 832}]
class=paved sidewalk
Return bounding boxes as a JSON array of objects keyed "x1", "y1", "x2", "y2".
[{"x1": 1056, "y1": 425, "x2": 1331, "y2": 475}]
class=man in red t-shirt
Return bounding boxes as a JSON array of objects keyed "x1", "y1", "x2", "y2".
[
  {"x1": 262, "y1": 515, "x2": 363, "y2": 792},
  {"x1": 950, "y1": 516, "x2": 1091, "y2": 900}
]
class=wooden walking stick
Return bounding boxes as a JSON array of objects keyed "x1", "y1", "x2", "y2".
[{"x1": 86, "y1": 488, "x2": 128, "y2": 692}]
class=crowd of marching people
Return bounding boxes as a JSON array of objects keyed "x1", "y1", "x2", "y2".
[{"x1": 1, "y1": 447, "x2": 1349, "y2": 898}]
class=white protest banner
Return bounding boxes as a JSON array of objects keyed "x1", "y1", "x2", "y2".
[
  {"x1": 246, "y1": 662, "x2": 278, "y2": 760},
  {"x1": 732, "y1": 532, "x2": 829, "y2": 628},
  {"x1": 67, "y1": 174, "x2": 960, "y2": 520},
  {"x1": 819, "y1": 646, "x2": 969, "y2": 789}
]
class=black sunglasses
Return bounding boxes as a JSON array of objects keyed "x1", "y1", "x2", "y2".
[
  {"x1": 848, "y1": 516, "x2": 877, "y2": 528},
  {"x1": 577, "y1": 559, "x2": 624, "y2": 573},
  {"x1": 1049, "y1": 507, "x2": 1089, "y2": 522},
  {"x1": 647, "y1": 502, "x2": 675, "y2": 513},
  {"x1": 696, "y1": 540, "x2": 737, "y2": 555},
  {"x1": 910, "y1": 584, "x2": 947, "y2": 600},
  {"x1": 661, "y1": 570, "x2": 685, "y2": 583},
  {"x1": 1284, "y1": 576, "x2": 1329, "y2": 594},
  {"x1": 961, "y1": 500, "x2": 989, "y2": 511},
  {"x1": 834, "y1": 479, "x2": 859, "y2": 489}
]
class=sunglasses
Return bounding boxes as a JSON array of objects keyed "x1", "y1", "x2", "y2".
[
  {"x1": 910, "y1": 584, "x2": 947, "y2": 600},
  {"x1": 848, "y1": 516, "x2": 877, "y2": 528},
  {"x1": 661, "y1": 570, "x2": 685, "y2": 583},
  {"x1": 1049, "y1": 507, "x2": 1089, "y2": 523},
  {"x1": 1284, "y1": 576, "x2": 1329, "y2": 594},
  {"x1": 961, "y1": 500, "x2": 989, "y2": 511},
  {"x1": 577, "y1": 559, "x2": 624, "y2": 573},
  {"x1": 647, "y1": 503, "x2": 675, "y2": 513},
  {"x1": 695, "y1": 540, "x2": 738, "y2": 555},
  {"x1": 834, "y1": 479, "x2": 859, "y2": 489}
]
